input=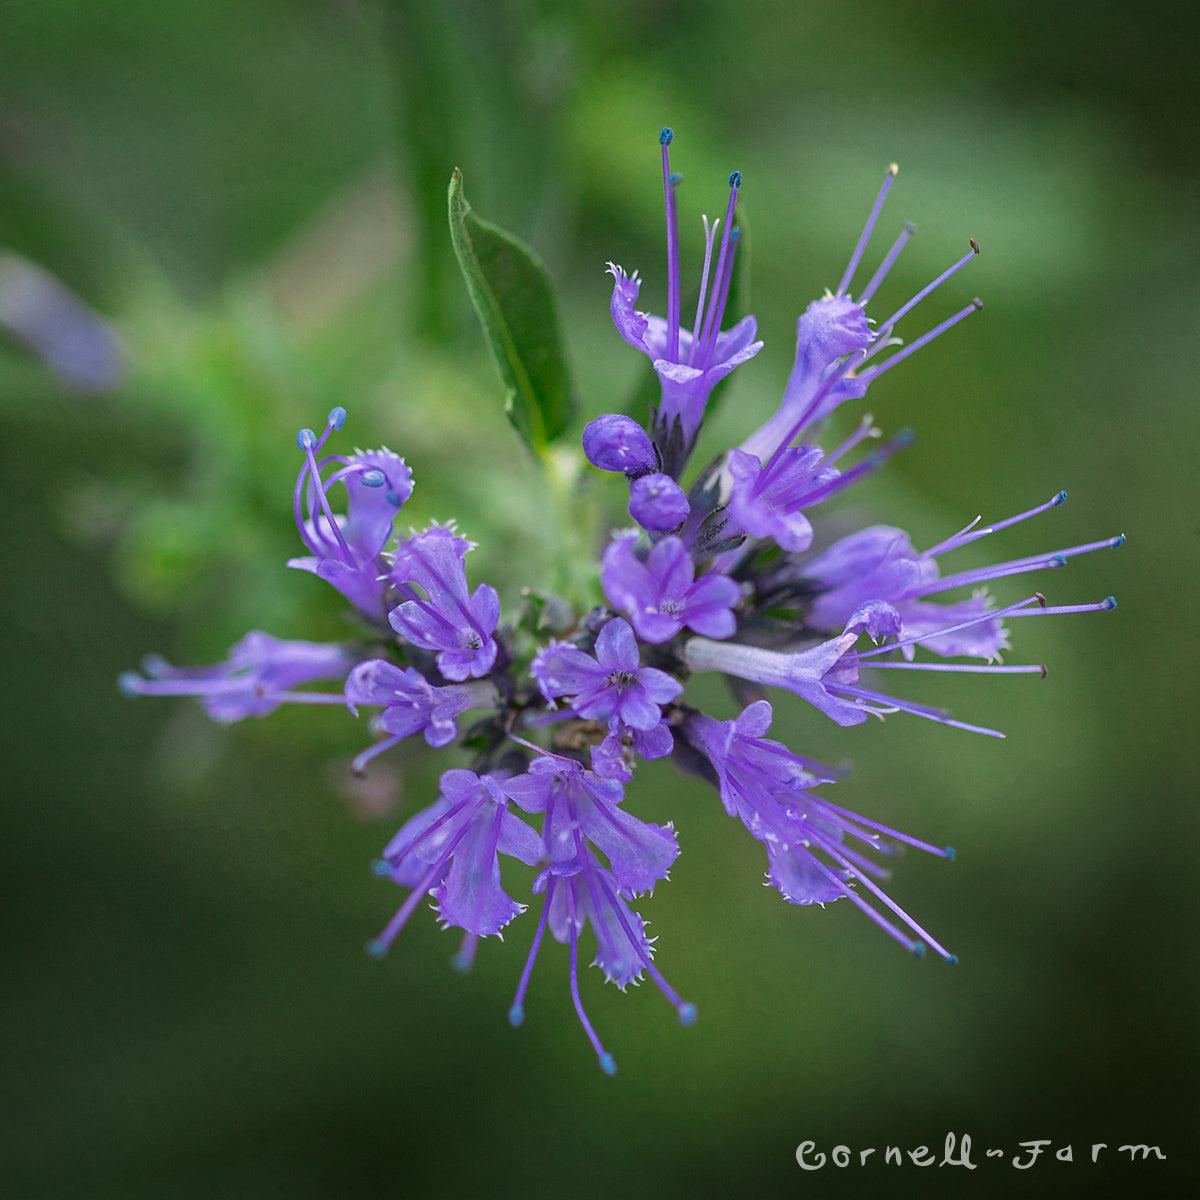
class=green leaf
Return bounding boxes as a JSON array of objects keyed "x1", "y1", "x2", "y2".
[{"x1": 447, "y1": 168, "x2": 575, "y2": 454}]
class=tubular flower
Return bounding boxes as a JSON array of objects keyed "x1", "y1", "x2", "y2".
[{"x1": 122, "y1": 129, "x2": 1121, "y2": 1072}]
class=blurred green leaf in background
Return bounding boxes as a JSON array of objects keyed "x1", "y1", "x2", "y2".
[{"x1": 1, "y1": 1, "x2": 1196, "y2": 1196}]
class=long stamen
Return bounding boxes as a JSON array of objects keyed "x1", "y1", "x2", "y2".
[
  {"x1": 923, "y1": 492, "x2": 1068, "y2": 558},
  {"x1": 699, "y1": 227, "x2": 742, "y2": 373},
  {"x1": 565, "y1": 881, "x2": 617, "y2": 1075},
  {"x1": 858, "y1": 221, "x2": 915, "y2": 304},
  {"x1": 661, "y1": 128, "x2": 681, "y2": 362},
  {"x1": 508, "y1": 893, "x2": 552, "y2": 1027},
  {"x1": 862, "y1": 299, "x2": 982, "y2": 382},
  {"x1": 687, "y1": 215, "x2": 720, "y2": 366},
  {"x1": 870, "y1": 240, "x2": 980, "y2": 338},
  {"x1": 696, "y1": 171, "x2": 741, "y2": 363},
  {"x1": 806, "y1": 824, "x2": 956, "y2": 960},
  {"x1": 837, "y1": 164, "x2": 898, "y2": 298}
]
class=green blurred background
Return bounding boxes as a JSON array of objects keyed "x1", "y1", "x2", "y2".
[{"x1": 2, "y1": 1, "x2": 1195, "y2": 1195}]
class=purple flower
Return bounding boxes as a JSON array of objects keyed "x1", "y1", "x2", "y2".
[
  {"x1": 531, "y1": 617, "x2": 682, "y2": 732},
  {"x1": 724, "y1": 445, "x2": 841, "y2": 552},
  {"x1": 288, "y1": 407, "x2": 413, "y2": 621},
  {"x1": 628, "y1": 472, "x2": 690, "y2": 532},
  {"x1": 119, "y1": 631, "x2": 355, "y2": 722},
  {"x1": 502, "y1": 755, "x2": 693, "y2": 1073},
  {"x1": 590, "y1": 720, "x2": 673, "y2": 783},
  {"x1": 344, "y1": 659, "x2": 499, "y2": 771},
  {"x1": 607, "y1": 129, "x2": 764, "y2": 471},
  {"x1": 388, "y1": 523, "x2": 501, "y2": 681},
  {"x1": 582, "y1": 414, "x2": 659, "y2": 476},
  {"x1": 504, "y1": 755, "x2": 678, "y2": 895},
  {"x1": 740, "y1": 167, "x2": 982, "y2": 465},
  {"x1": 601, "y1": 532, "x2": 740, "y2": 643},
  {"x1": 799, "y1": 493, "x2": 1125, "y2": 660},
  {"x1": 684, "y1": 700, "x2": 957, "y2": 958},
  {"x1": 369, "y1": 769, "x2": 543, "y2": 968}
]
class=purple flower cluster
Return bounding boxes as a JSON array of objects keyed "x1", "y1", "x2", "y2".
[{"x1": 122, "y1": 129, "x2": 1121, "y2": 1073}]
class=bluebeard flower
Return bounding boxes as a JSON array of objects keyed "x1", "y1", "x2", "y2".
[
  {"x1": 288, "y1": 406, "x2": 413, "y2": 622},
  {"x1": 582, "y1": 413, "x2": 659, "y2": 476},
  {"x1": 684, "y1": 699, "x2": 956, "y2": 959},
  {"x1": 607, "y1": 128, "x2": 764, "y2": 472},
  {"x1": 369, "y1": 768, "x2": 543, "y2": 969},
  {"x1": 531, "y1": 617, "x2": 682, "y2": 733},
  {"x1": 119, "y1": 631, "x2": 354, "y2": 721},
  {"x1": 388, "y1": 523, "x2": 501, "y2": 681},
  {"x1": 601, "y1": 531, "x2": 741, "y2": 643},
  {"x1": 123, "y1": 129, "x2": 1122, "y2": 1072},
  {"x1": 344, "y1": 659, "x2": 499, "y2": 770}
]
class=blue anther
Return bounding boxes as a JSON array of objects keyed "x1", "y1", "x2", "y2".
[
  {"x1": 945, "y1": 954, "x2": 960, "y2": 965},
  {"x1": 678, "y1": 1001, "x2": 698, "y2": 1027},
  {"x1": 911, "y1": 941, "x2": 927, "y2": 959},
  {"x1": 660, "y1": 127, "x2": 673, "y2": 145},
  {"x1": 1049, "y1": 554, "x2": 1067, "y2": 567},
  {"x1": 117, "y1": 671, "x2": 143, "y2": 697},
  {"x1": 1052, "y1": 490, "x2": 1068, "y2": 505},
  {"x1": 360, "y1": 469, "x2": 386, "y2": 488},
  {"x1": 297, "y1": 428, "x2": 317, "y2": 450},
  {"x1": 1102, "y1": 596, "x2": 1118, "y2": 610},
  {"x1": 508, "y1": 1002, "x2": 525, "y2": 1028},
  {"x1": 728, "y1": 170, "x2": 741, "y2": 188},
  {"x1": 599, "y1": 1052, "x2": 618, "y2": 1077},
  {"x1": 364, "y1": 938, "x2": 387, "y2": 960},
  {"x1": 385, "y1": 488, "x2": 404, "y2": 507},
  {"x1": 730, "y1": 227, "x2": 743, "y2": 242},
  {"x1": 945, "y1": 846, "x2": 957, "y2": 861},
  {"x1": 668, "y1": 172, "x2": 683, "y2": 186},
  {"x1": 1110, "y1": 533, "x2": 1126, "y2": 548},
  {"x1": 370, "y1": 858, "x2": 391, "y2": 877},
  {"x1": 894, "y1": 427, "x2": 916, "y2": 448},
  {"x1": 328, "y1": 406, "x2": 347, "y2": 430}
]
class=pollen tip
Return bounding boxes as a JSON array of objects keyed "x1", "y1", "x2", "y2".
[
  {"x1": 1110, "y1": 533, "x2": 1126, "y2": 548},
  {"x1": 969, "y1": 238, "x2": 980, "y2": 254},
  {"x1": 1053, "y1": 489, "x2": 1068, "y2": 506},
  {"x1": 1040, "y1": 663, "x2": 1048, "y2": 679},
  {"x1": 508, "y1": 1002, "x2": 525, "y2": 1027},
  {"x1": 1102, "y1": 595, "x2": 1118, "y2": 610},
  {"x1": 360, "y1": 469, "x2": 386, "y2": 488},
  {"x1": 364, "y1": 938, "x2": 388, "y2": 960},
  {"x1": 945, "y1": 954, "x2": 959, "y2": 965},
  {"x1": 971, "y1": 297, "x2": 984, "y2": 310},
  {"x1": 731, "y1": 226, "x2": 743, "y2": 242},
  {"x1": 370, "y1": 858, "x2": 391, "y2": 877},
  {"x1": 1035, "y1": 591, "x2": 1047, "y2": 607},
  {"x1": 450, "y1": 949, "x2": 473, "y2": 974},
  {"x1": 1048, "y1": 554, "x2": 1067, "y2": 567},
  {"x1": 117, "y1": 671, "x2": 143, "y2": 697},
  {"x1": 894, "y1": 427, "x2": 916, "y2": 448},
  {"x1": 297, "y1": 427, "x2": 317, "y2": 450},
  {"x1": 328, "y1": 405, "x2": 347, "y2": 430},
  {"x1": 669, "y1": 171, "x2": 683, "y2": 186},
  {"x1": 660, "y1": 127, "x2": 673, "y2": 145},
  {"x1": 599, "y1": 1052, "x2": 618, "y2": 1077},
  {"x1": 904, "y1": 220, "x2": 916, "y2": 234},
  {"x1": 910, "y1": 940, "x2": 927, "y2": 959},
  {"x1": 678, "y1": 1001, "x2": 698, "y2": 1027},
  {"x1": 729, "y1": 170, "x2": 742, "y2": 189},
  {"x1": 887, "y1": 163, "x2": 899, "y2": 177},
  {"x1": 944, "y1": 846, "x2": 957, "y2": 861}
]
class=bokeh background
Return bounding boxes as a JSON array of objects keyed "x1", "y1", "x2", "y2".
[{"x1": 2, "y1": 2, "x2": 1196, "y2": 1196}]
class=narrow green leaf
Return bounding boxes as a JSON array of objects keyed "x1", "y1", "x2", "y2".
[{"x1": 447, "y1": 168, "x2": 575, "y2": 454}]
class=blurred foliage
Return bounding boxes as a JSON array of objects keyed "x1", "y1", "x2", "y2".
[{"x1": 1, "y1": 1, "x2": 1197, "y2": 1197}]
